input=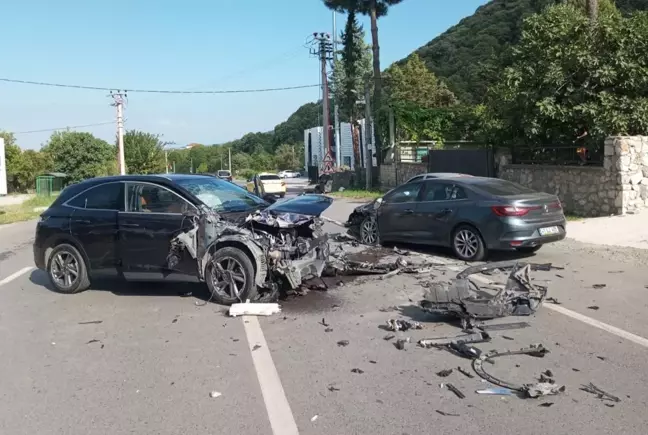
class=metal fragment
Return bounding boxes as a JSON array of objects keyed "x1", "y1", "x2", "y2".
[
  {"x1": 472, "y1": 344, "x2": 550, "y2": 391},
  {"x1": 580, "y1": 383, "x2": 620, "y2": 403},
  {"x1": 436, "y1": 369, "x2": 453, "y2": 378},
  {"x1": 436, "y1": 410, "x2": 460, "y2": 417},
  {"x1": 386, "y1": 319, "x2": 423, "y2": 332},
  {"x1": 457, "y1": 367, "x2": 474, "y2": 379},
  {"x1": 445, "y1": 383, "x2": 465, "y2": 399},
  {"x1": 476, "y1": 387, "x2": 513, "y2": 396}
]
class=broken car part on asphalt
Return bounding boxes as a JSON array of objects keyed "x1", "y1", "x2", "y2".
[
  {"x1": 420, "y1": 261, "x2": 548, "y2": 330},
  {"x1": 386, "y1": 319, "x2": 423, "y2": 332},
  {"x1": 580, "y1": 383, "x2": 621, "y2": 403},
  {"x1": 167, "y1": 195, "x2": 334, "y2": 305}
]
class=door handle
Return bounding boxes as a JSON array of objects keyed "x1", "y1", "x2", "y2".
[
  {"x1": 403, "y1": 209, "x2": 414, "y2": 214},
  {"x1": 441, "y1": 208, "x2": 452, "y2": 213},
  {"x1": 75, "y1": 219, "x2": 91, "y2": 224},
  {"x1": 122, "y1": 223, "x2": 140, "y2": 228}
]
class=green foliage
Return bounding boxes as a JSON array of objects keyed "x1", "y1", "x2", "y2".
[
  {"x1": 487, "y1": 4, "x2": 648, "y2": 145},
  {"x1": 331, "y1": 10, "x2": 373, "y2": 122},
  {"x1": 0, "y1": 131, "x2": 52, "y2": 192},
  {"x1": 43, "y1": 131, "x2": 116, "y2": 183},
  {"x1": 274, "y1": 144, "x2": 304, "y2": 170},
  {"x1": 123, "y1": 130, "x2": 166, "y2": 175},
  {"x1": 402, "y1": 0, "x2": 645, "y2": 104}
]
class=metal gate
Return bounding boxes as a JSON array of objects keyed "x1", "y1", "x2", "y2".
[{"x1": 427, "y1": 149, "x2": 495, "y2": 177}]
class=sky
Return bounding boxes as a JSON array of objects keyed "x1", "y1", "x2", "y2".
[{"x1": 1, "y1": 0, "x2": 489, "y2": 150}]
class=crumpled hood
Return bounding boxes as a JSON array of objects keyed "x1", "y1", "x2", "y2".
[{"x1": 266, "y1": 194, "x2": 333, "y2": 217}]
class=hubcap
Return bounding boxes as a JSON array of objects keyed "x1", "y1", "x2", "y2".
[
  {"x1": 210, "y1": 256, "x2": 247, "y2": 300},
  {"x1": 455, "y1": 229, "x2": 479, "y2": 259},
  {"x1": 360, "y1": 217, "x2": 378, "y2": 244},
  {"x1": 50, "y1": 251, "x2": 79, "y2": 289}
]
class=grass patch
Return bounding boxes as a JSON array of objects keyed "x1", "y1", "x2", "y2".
[
  {"x1": 0, "y1": 195, "x2": 57, "y2": 225},
  {"x1": 565, "y1": 215, "x2": 584, "y2": 221},
  {"x1": 329, "y1": 189, "x2": 383, "y2": 200}
]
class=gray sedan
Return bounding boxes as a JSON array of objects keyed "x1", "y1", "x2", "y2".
[{"x1": 346, "y1": 177, "x2": 566, "y2": 261}]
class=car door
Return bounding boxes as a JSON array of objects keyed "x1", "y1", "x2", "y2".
[
  {"x1": 65, "y1": 181, "x2": 124, "y2": 276},
  {"x1": 118, "y1": 182, "x2": 199, "y2": 281},
  {"x1": 416, "y1": 181, "x2": 471, "y2": 243},
  {"x1": 376, "y1": 181, "x2": 423, "y2": 242}
]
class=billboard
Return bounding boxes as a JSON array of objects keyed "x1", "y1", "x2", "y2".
[{"x1": 0, "y1": 138, "x2": 6, "y2": 195}]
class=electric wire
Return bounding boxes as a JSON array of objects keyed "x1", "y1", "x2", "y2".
[
  {"x1": 13, "y1": 121, "x2": 116, "y2": 135},
  {"x1": 0, "y1": 78, "x2": 318, "y2": 94}
]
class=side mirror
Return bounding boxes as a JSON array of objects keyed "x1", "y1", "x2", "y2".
[{"x1": 373, "y1": 197, "x2": 383, "y2": 210}]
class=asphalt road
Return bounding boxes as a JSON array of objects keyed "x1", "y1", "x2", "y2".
[{"x1": 1, "y1": 193, "x2": 648, "y2": 434}]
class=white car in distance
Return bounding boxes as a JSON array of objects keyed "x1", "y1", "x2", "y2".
[{"x1": 279, "y1": 170, "x2": 301, "y2": 179}]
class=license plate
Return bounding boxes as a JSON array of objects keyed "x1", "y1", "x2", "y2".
[{"x1": 539, "y1": 226, "x2": 559, "y2": 236}]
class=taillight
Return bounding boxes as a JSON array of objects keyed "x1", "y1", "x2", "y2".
[
  {"x1": 550, "y1": 200, "x2": 562, "y2": 209},
  {"x1": 491, "y1": 205, "x2": 540, "y2": 217}
]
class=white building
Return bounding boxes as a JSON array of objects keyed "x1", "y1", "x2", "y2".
[{"x1": 303, "y1": 119, "x2": 375, "y2": 170}]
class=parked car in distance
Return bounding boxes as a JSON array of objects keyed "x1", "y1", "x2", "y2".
[
  {"x1": 404, "y1": 172, "x2": 474, "y2": 184},
  {"x1": 279, "y1": 170, "x2": 301, "y2": 179},
  {"x1": 346, "y1": 176, "x2": 566, "y2": 261},
  {"x1": 33, "y1": 174, "x2": 331, "y2": 303},
  {"x1": 246, "y1": 173, "x2": 286, "y2": 198},
  {"x1": 216, "y1": 170, "x2": 233, "y2": 182}
]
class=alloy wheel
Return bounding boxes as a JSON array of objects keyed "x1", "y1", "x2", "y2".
[
  {"x1": 50, "y1": 250, "x2": 80, "y2": 289},
  {"x1": 360, "y1": 217, "x2": 378, "y2": 245},
  {"x1": 454, "y1": 229, "x2": 479, "y2": 259},
  {"x1": 210, "y1": 256, "x2": 247, "y2": 300}
]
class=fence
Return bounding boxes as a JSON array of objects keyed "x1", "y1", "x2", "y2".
[{"x1": 511, "y1": 144, "x2": 604, "y2": 167}]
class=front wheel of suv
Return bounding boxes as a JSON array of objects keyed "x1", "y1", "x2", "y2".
[
  {"x1": 205, "y1": 247, "x2": 257, "y2": 305},
  {"x1": 47, "y1": 243, "x2": 91, "y2": 294},
  {"x1": 451, "y1": 225, "x2": 486, "y2": 262}
]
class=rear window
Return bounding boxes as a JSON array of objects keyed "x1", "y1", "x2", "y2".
[
  {"x1": 259, "y1": 175, "x2": 280, "y2": 181},
  {"x1": 474, "y1": 179, "x2": 536, "y2": 196},
  {"x1": 217, "y1": 170, "x2": 231, "y2": 176}
]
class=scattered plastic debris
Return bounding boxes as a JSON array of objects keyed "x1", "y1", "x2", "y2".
[
  {"x1": 473, "y1": 344, "x2": 550, "y2": 392},
  {"x1": 351, "y1": 368, "x2": 364, "y2": 374},
  {"x1": 476, "y1": 387, "x2": 513, "y2": 396},
  {"x1": 252, "y1": 344, "x2": 262, "y2": 351},
  {"x1": 383, "y1": 334, "x2": 395, "y2": 341},
  {"x1": 395, "y1": 338, "x2": 409, "y2": 350},
  {"x1": 445, "y1": 383, "x2": 465, "y2": 399},
  {"x1": 539, "y1": 402, "x2": 554, "y2": 407},
  {"x1": 319, "y1": 318, "x2": 329, "y2": 327},
  {"x1": 310, "y1": 415, "x2": 318, "y2": 422},
  {"x1": 592, "y1": 284, "x2": 607, "y2": 289},
  {"x1": 580, "y1": 383, "x2": 620, "y2": 403},
  {"x1": 525, "y1": 383, "x2": 566, "y2": 398},
  {"x1": 386, "y1": 319, "x2": 422, "y2": 332},
  {"x1": 324, "y1": 328, "x2": 333, "y2": 333},
  {"x1": 457, "y1": 367, "x2": 474, "y2": 379},
  {"x1": 436, "y1": 369, "x2": 453, "y2": 377},
  {"x1": 337, "y1": 340, "x2": 350, "y2": 347},
  {"x1": 418, "y1": 330, "x2": 490, "y2": 348},
  {"x1": 502, "y1": 335, "x2": 515, "y2": 341},
  {"x1": 328, "y1": 384, "x2": 340, "y2": 392},
  {"x1": 86, "y1": 339, "x2": 100, "y2": 344},
  {"x1": 545, "y1": 297, "x2": 561, "y2": 305},
  {"x1": 436, "y1": 410, "x2": 460, "y2": 417},
  {"x1": 587, "y1": 305, "x2": 600, "y2": 310},
  {"x1": 78, "y1": 320, "x2": 103, "y2": 325},
  {"x1": 209, "y1": 391, "x2": 222, "y2": 398}
]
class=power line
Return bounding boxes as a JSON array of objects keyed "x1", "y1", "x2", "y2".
[
  {"x1": 0, "y1": 78, "x2": 318, "y2": 94},
  {"x1": 13, "y1": 121, "x2": 116, "y2": 135}
]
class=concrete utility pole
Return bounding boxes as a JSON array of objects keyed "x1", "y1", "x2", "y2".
[
  {"x1": 332, "y1": 11, "x2": 341, "y2": 168},
  {"x1": 364, "y1": 81, "x2": 372, "y2": 190},
  {"x1": 110, "y1": 90, "x2": 127, "y2": 175},
  {"x1": 310, "y1": 32, "x2": 334, "y2": 173},
  {"x1": 587, "y1": 0, "x2": 599, "y2": 24},
  {"x1": 228, "y1": 147, "x2": 232, "y2": 172}
]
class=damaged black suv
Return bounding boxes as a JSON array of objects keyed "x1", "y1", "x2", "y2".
[{"x1": 33, "y1": 175, "x2": 332, "y2": 304}]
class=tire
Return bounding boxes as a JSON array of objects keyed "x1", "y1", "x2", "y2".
[
  {"x1": 516, "y1": 246, "x2": 542, "y2": 254},
  {"x1": 205, "y1": 247, "x2": 257, "y2": 305},
  {"x1": 279, "y1": 193, "x2": 285, "y2": 198},
  {"x1": 46, "y1": 243, "x2": 91, "y2": 294},
  {"x1": 359, "y1": 215, "x2": 380, "y2": 245},
  {"x1": 452, "y1": 224, "x2": 486, "y2": 262}
]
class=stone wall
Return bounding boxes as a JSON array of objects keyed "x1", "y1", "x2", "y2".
[
  {"x1": 380, "y1": 162, "x2": 427, "y2": 190},
  {"x1": 500, "y1": 136, "x2": 648, "y2": 216}
]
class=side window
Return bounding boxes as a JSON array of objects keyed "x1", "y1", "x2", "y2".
[
  {"x1": 67, "y1": 183, "x2": 124, "y2": 211},
  {"x1": 423, "y1": 182, "x2": 468, "y2": 202},
  {"x1": 384, "y1": 182, "x2": 422, "y2": 204},
  {"x1": 126, "y1": 183, "x2": 190, "y2": 214},
  {"x1": 408, "y1": 175, "x2": 424, "y2": 183}
]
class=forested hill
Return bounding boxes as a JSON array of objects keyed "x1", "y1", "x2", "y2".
[{"x1": 403, "y1": 0, "x2": 648, "y2": 105}]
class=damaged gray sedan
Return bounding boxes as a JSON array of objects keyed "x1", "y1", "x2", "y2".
[{"x1": 34, "y1": 174, "x2": 332, "y2": 305}]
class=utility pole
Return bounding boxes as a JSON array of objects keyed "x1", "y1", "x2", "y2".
[
  {"x1": 310, "y1": 32, "x2": 334, "y2": 173},
  {"x1": 587, "y1": 0, "x2": 598, "y2": 24},
  {"x1": 110, "y1": 90, "x2": 127, "y2": 175},
  {"x1": 364, "y1": 81, "x2": 372, "y2": 190},
  {"x1": 332, "y1": 11, "x2": 341, "y2": 168},
  {"x1": 228, "y1": 147, "x2": 232, "y2": 172}
]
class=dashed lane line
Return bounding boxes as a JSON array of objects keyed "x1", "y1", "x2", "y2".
[
  {"x1": 243, "y1": 316, "x2": 300, "y2": 435},
  {"x1": 444, "y1": 263, "x2": 648, "y2": 350},
  {"x1": 0, "y1": 266, "x2": 35, "y2": 287}
]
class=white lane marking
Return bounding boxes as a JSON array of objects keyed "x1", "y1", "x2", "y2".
[
  {"x1": 544, "y1": 303, "x2": 648, "y2": 348},
  {"x1": 448, "y1": 265, "x2": 648, "y2": 349},
  {"x1": 0, "y1": 266, "x2": 34, "y2": 286},
  {"x1": 243, "y1": 316, "x2": 300, "y2": 435}
]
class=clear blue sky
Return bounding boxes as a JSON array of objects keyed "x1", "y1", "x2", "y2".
[{"x1": 1, "y1": 0, "x2": 488, "y2": 149}]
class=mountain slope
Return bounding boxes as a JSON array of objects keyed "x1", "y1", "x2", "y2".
[{"x1": 406, "y1": 0, "x2": 648, "y2": 104}]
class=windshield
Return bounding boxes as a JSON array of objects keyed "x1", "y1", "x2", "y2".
[
  {"x1": 259, "y1": 174, "x2": 280, "y2": 181},
  {"x1": 175, "y1": 177, "x2": 268, "y2": 212}
]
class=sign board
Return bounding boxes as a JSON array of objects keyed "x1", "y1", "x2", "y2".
[{"x1": 0, "y1": 138, "x2": 7, "y2": 195}]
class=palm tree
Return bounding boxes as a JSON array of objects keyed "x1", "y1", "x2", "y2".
[{"x1": 323, "y1": 0, "x2": 404, "y2": 155}]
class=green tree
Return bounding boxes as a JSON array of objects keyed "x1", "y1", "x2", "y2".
[
  {"x1": 231, "y1": 152, "x2": 252, "y2": 175},
  {"x1": 324, "y1": 0, "x2": 405, "y2": 153},
  {"x1": 488, "y1": 3, "x2": 648, "y2": 146},
  {"x1": 331, "y1": 10, "x2": 373, "y2": 123},
  {"x1": 274, "y1": 144, "x2": 303, "y2": 170},
  {"x1": 123, "y1": 130, "x2": 166, "y2": 175},
  {"x1": 43, "y1": 131, "x2": 115, "y2": 182}
]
